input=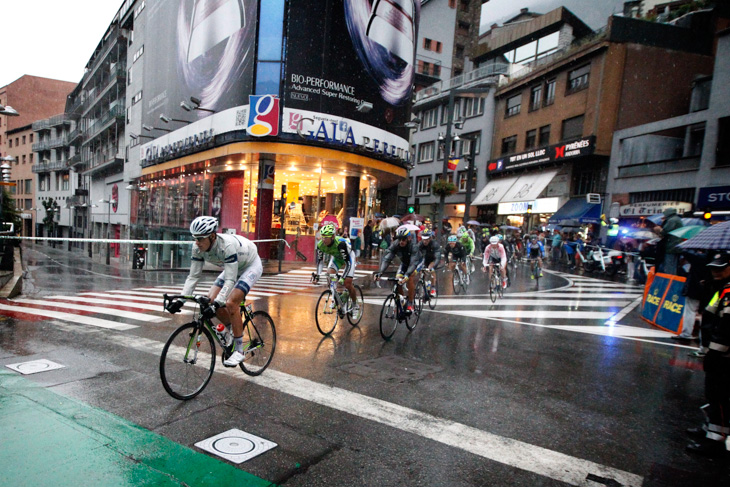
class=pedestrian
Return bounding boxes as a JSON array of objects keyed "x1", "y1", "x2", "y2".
[
  {"x1": 551, "y1": 229, "x2": 562, "y2": 263},
  {"x1": 686, "y1": 252, "x2": 730, "y2": 458},
  {"x1": 653, "y1": 207, "x2": 683, "y2": 275},
  {"x1": 673, "y1": 250, "x2": 711, "y2": 343},
  {"x1": 363, "y1": 220, "x2": 373, "y2": 260}
]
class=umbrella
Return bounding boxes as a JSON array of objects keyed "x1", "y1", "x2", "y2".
[
  {"x1": 681, "y1": 217, "x2": 711, "y2": 227},
  {"x1": 373, "y1": 212, "x2": 386, "y2": 218},
  {"x1": 500, "y1": 225, "x2": 519, "y2": 231},
  {"x1": 401, "y1": 213, "x2": 426, "y2": 223},
  {"x1": 679, "y1": 221, "x2": 730, "y2": 250},
  {"x1": 466, "y1": 220, "x2": 480, "y2": 225},
  {"x1": 669, "y1": 225, "x2": 706, "y2": 240},
  {"x1": 379, "y1": 217, "x2": 400, "y2": 230},
  {"x1": 396, "y1": 224, "x2": 420, "y2": 233},
  {"x1": 646, "y1": 214, "x2": 710, "y2": 227},
  {"x1": 320, "y1": 215, "x2": 339, "y2": 227},
  {"x1": 620, "y1": 227, "x2": 656, "y2": 240}
]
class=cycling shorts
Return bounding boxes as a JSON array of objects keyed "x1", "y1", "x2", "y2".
[
  {"x1": 488, "y1": 255, "x2": 502, "y2": 265},
  {"x1": 327, "y1": 253, "x2": 356, "y2": 278},
  {"x1": 529, "y1": 248, "x2": 541, "y2": 259},
  {"x1": 397, "y1": 262, "x2": 418, "y2": 276},
  {"x1": 213, "y1": 255, "x2": 263, "y2": 295}
]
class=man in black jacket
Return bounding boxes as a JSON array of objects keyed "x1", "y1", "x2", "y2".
[
  {"x1": 674, "y1": 250, "x2": 711, "y2": 343},
  {"x1": 363, "y1": 220, "x2": 373, "y2": 259}
]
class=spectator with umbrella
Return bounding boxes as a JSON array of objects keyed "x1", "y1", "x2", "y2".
[{"x1": 653, "y1": 207, "x2": 684, "y2": 275}]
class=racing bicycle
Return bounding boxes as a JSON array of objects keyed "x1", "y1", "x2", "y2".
[
  {"x1": 377, "y1": 276, "x2": 418, "y2": 340},
  {"x1": 313, "y1": 272, "x2": 364, "y2": 335},
  {"x1": 418, "y1": 267, "x2": 439, "y2": 310},
  {"x1": 484, "y1": 262, "x2": 504, "y2": 303},
  {"x1": 160, "y1": 294, "x2": 276, "y2": 400}
]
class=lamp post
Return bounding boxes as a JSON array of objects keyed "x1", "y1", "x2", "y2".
[
  {"x1": 1, "y1": 158, "x2": 15, "y2": 225},
  {"x1": 65, "y1": 205, "x2": 75, "y2": 251},
  {"x1": 459, "y1": 135, "x2": 478, "y2": 223},
  {"x1": 99, "y1": 198, "x2": 116, "y2": 265}
]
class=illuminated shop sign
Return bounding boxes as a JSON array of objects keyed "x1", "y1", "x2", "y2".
[{"x1": 488, "y1": 136, "x2": 596, "y2": 173}]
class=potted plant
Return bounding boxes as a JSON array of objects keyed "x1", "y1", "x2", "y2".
[{"x1": 431, "y1": 179, "x2": 457, "y2": 197}]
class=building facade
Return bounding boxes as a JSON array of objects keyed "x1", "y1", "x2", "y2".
[{"x1": 0, "y1": 75, "x2": 76, "y2": 237}]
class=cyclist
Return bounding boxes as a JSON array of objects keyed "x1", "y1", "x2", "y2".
[
  {"x1": 312, "y1": 223, "x2": 359, "y2": 316},
  {"x1": 166, "y1": 216, "x2": 262, "y2": 367},
  {"x1": 457, "y1": 227, "x2": 475, "y2": 274},
  {"x1": 374, "y1": 226, "x2": 422, "y2": 313},
  {"x1": 527, "y1": 234, "x2": 545, "y2": 278},
  {"x1": 479, "y1": 228, "x2": 491, "y2": 257},
  {"x1": 445, "y1": 235, "x2": 470, "y2": 285},
  {"x1": 417, "y1": 229, "x2": 441, "y2": 297},
  {"x1": 482, "y1": 236, "x2": 508, "y2": 289}
]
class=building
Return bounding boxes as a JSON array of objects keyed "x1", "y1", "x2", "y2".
[
  {"x1": 470, "y1": 7, "x2": 716, "y2": 232},
  {"x1": 121, "y1": 0, "x2": 418, "y2": 265},
  {"x1": 0, "y1": 75, "x2": 76, "y2": 237},
  {"x1": 606, "y1": 27, "x2": 730, "y2": 223}
]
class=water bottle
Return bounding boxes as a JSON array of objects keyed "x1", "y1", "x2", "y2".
[
  {"x1": 215, "y1": 323, "x2": 232, "y2": 347},
  {"x1": 340, "y1": 291, "x2": 349, "y2": 306}
]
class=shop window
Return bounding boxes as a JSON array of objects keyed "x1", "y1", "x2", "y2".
[
  {"x1": 561, "y1": 115, "x2": 584, "y2": 141},
  {"x1": 544, "y1": 79, "x2": 556, "y2": 106},
  {"x1": 505, "y1": 94, "x2": 521, "y2": 118},
  {"x1": 416, "y1": 176, "x2": 431, "y2": 195},
  {"x1": 525, "y1": 129, "x2": 537, "y2": 149},
  {"x1": 567, "y1": 65, "x2": 590, "y2": 94},
  {"x1": 418, "y1": 142, "x2": 435, "y2": 162},
  {"x1": 529, "y1": 85, "x2": 542, "y2": 112},
  {"x1": 716, "y1": 116, "x2": 730, "y2": 167},
  {"x1": 539, "y1": 125, "x2": 551, "y2": 146},
  {"x1": 501, "y1": 135, "x2": 517, "y2": 155}
]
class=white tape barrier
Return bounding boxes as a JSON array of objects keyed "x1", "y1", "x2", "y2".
[{"x1": 0, "y1": 236, "x2": 291, "y2": 248}]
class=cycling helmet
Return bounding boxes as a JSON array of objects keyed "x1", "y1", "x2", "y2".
[
  {"x1": 421, "y1": 229, "x2": 433, "y2": 239},
  {"x1": 448, "y1": 235, "x2": 458, "y2": 243},
  {"x1": 457, "y1": 227, "x2": 467, "y2": 237},
  {"x1": 395, "y1": 227, "x2": 410, "y2": 239},
  {"x1": 320, "y1": 223, "x2": 336, "y2": 237},
  {"x1": 190, "y1": 216, "x2": 218, "y2": 237},
  {"x1": 489, "y1": 236, "x2": 499, "y2": 245},
  {"x1": 530, "y1": 235, "x2": 538, "y2": 241},
  {"x1": 482, "y1": 228, "x2": 490, "y2": 235}
]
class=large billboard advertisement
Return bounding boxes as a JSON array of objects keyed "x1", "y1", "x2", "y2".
[
  {"x1": 142, "y1": 0, "x2": 257, "y2": 130},
  {"x1": 283, "y1": 0, "x2": 419, "y2": 141}
]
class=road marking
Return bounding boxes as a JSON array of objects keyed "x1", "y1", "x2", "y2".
[
  {"x1": 138, "y1": 287, "x2": 279, "y2": 297},
  {"x1": 605, "y1": 297, "x2": 643, "y2": 325},
  {"x1": 0, "y1": 303, "x2": 138, "y2": 330},
  {"x1": 437, "y1": 309, "x2": 615, "y2": 320},
  {"x1": 404, "y1": 298, "x2": 633, "y2": 308},
  {"x1": 508, "y1": 292, "x2": 642, "y2": 299},
  {"x1": 46, "y1": 296, "x2": 193, "y2": 314},
  {"x1": 12, "y1": 299, "x2": 167, "y2": 323},
  {"x1": 550, "y1": 324, "x2": 671, "y2": 338},
  {"x1": 82, "y1": 327, "x2": 641, "y2": 487}
]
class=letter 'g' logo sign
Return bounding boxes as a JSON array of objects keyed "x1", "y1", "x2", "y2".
[
  {"x1": 248, "y1": 95, "x2": 280, "y2": 137},
  {"x1": 555, "y1": 145, "x2": 566, "y2": 158}
]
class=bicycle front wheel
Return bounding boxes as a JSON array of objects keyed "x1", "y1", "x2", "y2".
[
  {"x1": 489, "y1": 274, "x2": 497, "y2": 303},
  {"x1": 428, "y1": 276, "x2": 438, "y2": 310},
  {"x1": 346, "y1": 285, "x2": 365, "y2": 326},
  {"x1": 315, "y1": 289, "x2": 339, "y2": 335},
  {"x1": 452, "y1": 271, "x2": 462, "y2": 295},
  {"x1": 240, "y1": 311, "x2": 276, "y2": 376},
  {"x1": 159, "y1": 323, "x2": 215, "y2": 400},
  {"x1": 408, "y1": 283, "x2": 426, "y2": 331},
  {"x1": 379, "y1": 295, "x2": 399, "y2": 340}
]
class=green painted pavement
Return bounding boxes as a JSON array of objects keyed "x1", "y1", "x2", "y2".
[{"x1": 0, "y1": 370, "x2": 275, "y2": 487}]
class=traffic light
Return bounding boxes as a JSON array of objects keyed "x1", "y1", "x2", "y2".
[
  {"x1": 703, "y1": 210, "x2": 712, "y2": 221},
  {"x1": 408, "y1": 205, "x2": 415, "y2": 214},
  {"x1": 526, "y1": 203, "x2": 533, "y2": 214},
  {"x1": 414, "y1": 197, "x2": 420, "y2": 214}
]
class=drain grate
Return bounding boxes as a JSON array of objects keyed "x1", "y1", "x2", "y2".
[{"x1": 339, "y1": 356, "x2": 443, "y2": 384}]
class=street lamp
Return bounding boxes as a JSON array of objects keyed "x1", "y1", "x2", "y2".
[
  {"x1": 129, "y1": 132, "x2": 154, "y2": 141},
  {"x1": 159, "y1": 114, "x2": 190, "y2": 125},
  {"x1": 99, "y1": 198, "x2": 117, "y2": 265},
  {"x1": 143, "y1": 124, "x2": 171, "y2": 133},
  {"x1": 180, "y1": 96, "x2": 215, "y2": 113},
  {"x1": 0, "y1": 105, "x2": 20, "y2": 116},
  {"x1": 86, "y1": 203, "x2": 98, "y2": 257},
  {"x1": 65, "y1": 204, "x2": 75, "y2": 251},
  {"x1": 0, "y1": 160, "x2": 14, "y2": 224}
]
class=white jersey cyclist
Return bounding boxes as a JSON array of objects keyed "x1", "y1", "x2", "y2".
[{"x1": 181, "y1": 231, "x2": 262, "y2": 307}]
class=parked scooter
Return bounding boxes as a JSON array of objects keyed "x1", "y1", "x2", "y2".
[{"x1": 583, "y1": 246, "x2": 625, "y2": 275}]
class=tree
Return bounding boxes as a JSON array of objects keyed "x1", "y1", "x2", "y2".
[
  {"x1": 0, "y1": 187, "x2": 21, "y2": 231},
  {"x1": 41, "y1": 198, "x2": 60, "y2": 242}
]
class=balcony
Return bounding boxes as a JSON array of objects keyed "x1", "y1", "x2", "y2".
[
  {"x1": 32, "y1": 119, "x2": 51, "y2": 131},
  {"x1": 48, "y1": 113, "x2": 72, "y2": 127},
  {"x1": 617, "y1": 156, "x2": 701, "y2": 178},
  {"x1": 82, "y1": 105, "x2": 126, "y2": 145},
  {"x1": 32, "y1": 159, "x2": 69, "y2": 174},
  {"x1": 415, "y1": 63, "x2": 509, "y2": 103},
  {"x1": 82, "y1": 66, "x2": 127, "y2": 117}
]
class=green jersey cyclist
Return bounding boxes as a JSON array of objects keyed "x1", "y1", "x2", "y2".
[
  {"x1": 166, "y1": 216, "x2": 262, "y2": 367},
  {"x1": 312, "y1": 223, "x2": 360, "y2": 317}
]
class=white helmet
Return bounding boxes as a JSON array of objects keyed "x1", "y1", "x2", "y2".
[
  {"x1": 457, "y1": 226, "x2": 468, "y2": 237},
  {"x1": 395, "y1": 226, "x2": 411, "y2": 239},
  {"x1": 190, "y1": 216, "x2": 218, "y2": 237},
  {"x1": 489, "y1": 236, "x2": 499, "y2": 245}
]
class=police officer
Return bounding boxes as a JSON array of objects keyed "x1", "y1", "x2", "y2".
[{"x1": 686, "y1": 252, "x2": 730, "y2": 457}]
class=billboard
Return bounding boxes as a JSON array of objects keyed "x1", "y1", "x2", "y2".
[
  {"x1": 488, "y1": 136, "x2": 596, "y2": 174},
  {"x1": 142, "y1": 0, "x2": 257, "y2": 130},
  {"x1": 283, "y1": 0, "x2": 419, "y2": 141}
]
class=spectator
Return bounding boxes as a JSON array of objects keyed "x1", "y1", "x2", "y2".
[
  {"x1": 654, "y1": 208, "x2": 683, "y2": 275},
  {"x1": 363, "y1": 220, "x2": 373, "y2": 259},
  {"x1": 550, "y1": 230, "x2": 562, "y2": 263},
  {"x1": 673, "y1": 250, "x2": 710, "y2": 343}
]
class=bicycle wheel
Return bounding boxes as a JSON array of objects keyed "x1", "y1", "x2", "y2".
[
  {"x1": 346, "y1": 285, "x2": 365, "y2": 326},
  {"x1": 379, "y1": 295, "x2": 399, "y2": 340},
  {"x1": 428, "y1": 276, "x2": 438, "y2": 310},
  {"x1": 497, "y1": 274, "x2": 504, "y2": 298},
  {"x1": 160, "y1": 323, "x2": 215, "y2": 400},
  {"x1": 452, "y1": 270, "x2": 462, "y2": 295},
  {"x1": 408, "y1": 283, "x2": 425, "y2": 331},
  {"x1": 239, "y1": 311, "x2": 276, "y2": 376},
  {"x1": 315, "y1": 289, "x2": 339, "y2": 335},
  {"x1": 489, "y1": 274, "x2": 497, "y2": 303}
]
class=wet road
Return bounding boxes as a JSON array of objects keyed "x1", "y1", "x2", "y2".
[{"x1": 1, "y1": 243, "x2": 728, "y2": 486}]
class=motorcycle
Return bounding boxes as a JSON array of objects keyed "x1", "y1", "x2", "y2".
[{"x1": 583, "y1": 246, "x2": 625, "y2": 275}]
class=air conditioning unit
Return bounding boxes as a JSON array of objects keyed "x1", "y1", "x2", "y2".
[{"x1": 586, "y1": 193, "x2": 601, "y2": 204}]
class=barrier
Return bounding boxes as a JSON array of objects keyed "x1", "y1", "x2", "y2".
[{"x1": 640, "y1": 269, "x2": 686, "y2": 334}]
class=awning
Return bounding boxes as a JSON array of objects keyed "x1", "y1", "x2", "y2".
[
  {"x1": 548, "y1": 198, "x2": 601, "y2": 224},
  {"x1": 471, "y1": 175, "x2": 520, "y2": 206},
  {"x1": 501, "y1": 169, "x2": 558, "y2": 203}
]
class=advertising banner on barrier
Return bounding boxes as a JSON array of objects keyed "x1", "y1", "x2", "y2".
[{"x1": 641, "y1": 272, "x2": 686, "y2": 334}]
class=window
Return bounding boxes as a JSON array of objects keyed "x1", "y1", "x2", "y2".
[
  {"x1": 22, "y1": 135, "x2": 26, "y2": 145},
  {"x1": 28, "y1": 153, "x2": 32, "y2": 164},
  {"x1": 461, "y1": 133, "x2": 480, "y2": 155},
  {"x1": 24, "y1": 180, "x2": 32, "y2": 194},
  {"x1": 529, "y1": 85, "x2": 542, "y2": 111},
  {"x1": 455, "y1": 44, "x2": 465, "y2": 59},
  {"x1": 126, "y1": 106, "x2": 131, "y2": 124},
  {"x1": 561, "y1": 115, "x2": 585, "y2": 140},
  {"x1": 448, "y1": 0, "x2": 456, "y2": 8},
  {"x1": 8, "y1": 139, "x2": 11, "y2": 148},
  {"x1": 416, "y1": 176, "x2": 432, "y2": 195},
  {"x1": 39, "y1": 174, "x2": 50, "y2": 191},
  {"x1": 462, "y1": 97, "x2": 484, "y2": 118},
  {"x1": 686, "y1": 123, "x2": 705, "y2": 157},
  {"x1": 418, "y1": 142, "x2": 435, "y2": 162},
  {"x1": 29, "y1": 134, "x2": 33, "y2": 143},
  {"x1": 505, "y1": 94, "x2": 521, "y2": 117},
  {"x1": 132, "y1": 91, "x2": 143, "y2": 105},
  {"x1": 717, "y1": 116, "x2": 730, "y2": 167},
  {"x1": 424, "y1": 38, "x2": 441, "y2": 52},
  {"x1": 501, "y1": 135, "x2": 517, "y2": 155},
  {"x1": 442, "y1": 101, "x2": 459, "y2": 124},
  {"x1": 133, "y1": 45, "x2": 144, "y2": 63},
  {"x1": 539, "y1": 125, "x2": 551, "y2": 146},
  {"x1": 61, "y1": 173, "x2": 70, "y2": 191},
  {"x1": 567, "y1": 65, "x2": 590, "y2": 93},
  {"x1": 21, "y1": 155, "x2": 26, "y2": 164},
  {"x1": 128, "y1": 67, "x2": 132, "y2": 86},
  {"x1": 459, "y1": 0, "x2": 469, "y2": 11},
  {"x1": 421, "y1": 107, "x2": 438, "y2": 129},
  {"x1": 458, "y1": 171, "x2": 476, "y2": 192},
  {"x1": 525, "y1": 129, "x2": 537, "y2": 149},
  {"x1": 437, "y1": 138, "x2": 459, "y2": 160},
  {"x1": 544, "y1": 79, "x2": 556, "y2": 106},
  {"x1": 457, "y1": 21, "x2": 470, "y2": 36},
  {"x1": 25, "y1": 199, "x2": 32, "y2": 210},
  {"x1": 134, "y1": 0, "x2": 145, "y2": 18}
]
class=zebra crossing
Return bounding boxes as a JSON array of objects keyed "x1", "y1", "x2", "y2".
[
  {"x1": 365, "y1": 270, "x2": 667, "y2": 340},
  {"x1": 0, "y1": 267, "x2": 371, "y2": 331}
]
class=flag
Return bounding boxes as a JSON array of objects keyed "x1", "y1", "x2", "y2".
[{"x1": 448, "y1": 158, "x2": 459, "y2": 171}]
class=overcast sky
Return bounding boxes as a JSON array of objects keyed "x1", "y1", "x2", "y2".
[{"x1": 3, "y1": 1, "x2": 627, "y2": 89}]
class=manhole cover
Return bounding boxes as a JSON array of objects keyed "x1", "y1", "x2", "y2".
[
  {"x1": 195, "y1": 428, "x2": 277, "y2": 464},
  {"x1": 339, "y1": 356, "x2": 442, "y2": 384},
  {"x1": 5, "y1": 359, "x2": 65, "y2": 375}
]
